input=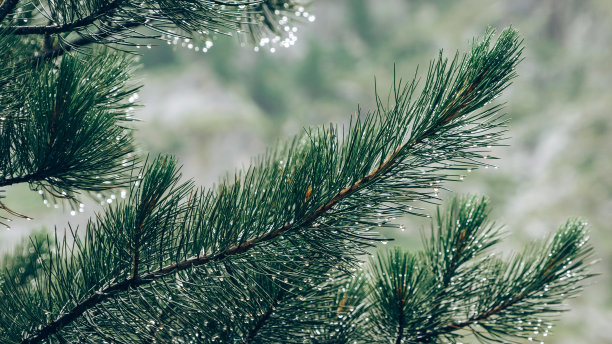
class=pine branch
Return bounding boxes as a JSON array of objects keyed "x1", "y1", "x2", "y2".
[
  {"x1": 361, "y1": 197, "x2": 595, "y2": 344},
  {"x1": 416, "y1": 220, "x2": 593, "y2": 342},
  {"x1": 10, "y1": 0, "x2": 269, "y2": 35},
  {"x1": 0, "y1": 48, "x2": 139, "y2": 217},
  {"x1": 2, "y1": 0, "x2": 309, "y2": 59}
]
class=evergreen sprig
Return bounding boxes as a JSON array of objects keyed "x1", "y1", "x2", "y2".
[
  {"x1": 1, "y1": 0, "x2": 307, "y2": 59},
  {"x1": 0, "y1": 49, "x2": 138, "y2": 221}
]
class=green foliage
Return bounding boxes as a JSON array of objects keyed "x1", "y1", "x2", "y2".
[
  {"x1": 347, "y1": 196, "x2": 594, "y2": 343},
  {"x1": 2, "y1": 0, "x2": 306, "y2": 57},
  {"x1": 0, "y1": 50, "x2": 138, "y2": 217},
  {"x1": 0, "y1": 1, "x2": 596, "y2": 343}
]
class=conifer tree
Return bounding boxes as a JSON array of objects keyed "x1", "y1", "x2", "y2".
[{"x1": 0, "y1": 1, "x2": 595, "y2": 343}]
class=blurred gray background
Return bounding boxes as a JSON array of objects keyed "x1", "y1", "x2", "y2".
[{"x1": 1, "y1": 0, "x2": 611, "y2": 342}]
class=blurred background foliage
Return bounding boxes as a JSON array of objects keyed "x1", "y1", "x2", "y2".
[{"x1": 1, "y1": 0, "x2": 611, "y2": 342}]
